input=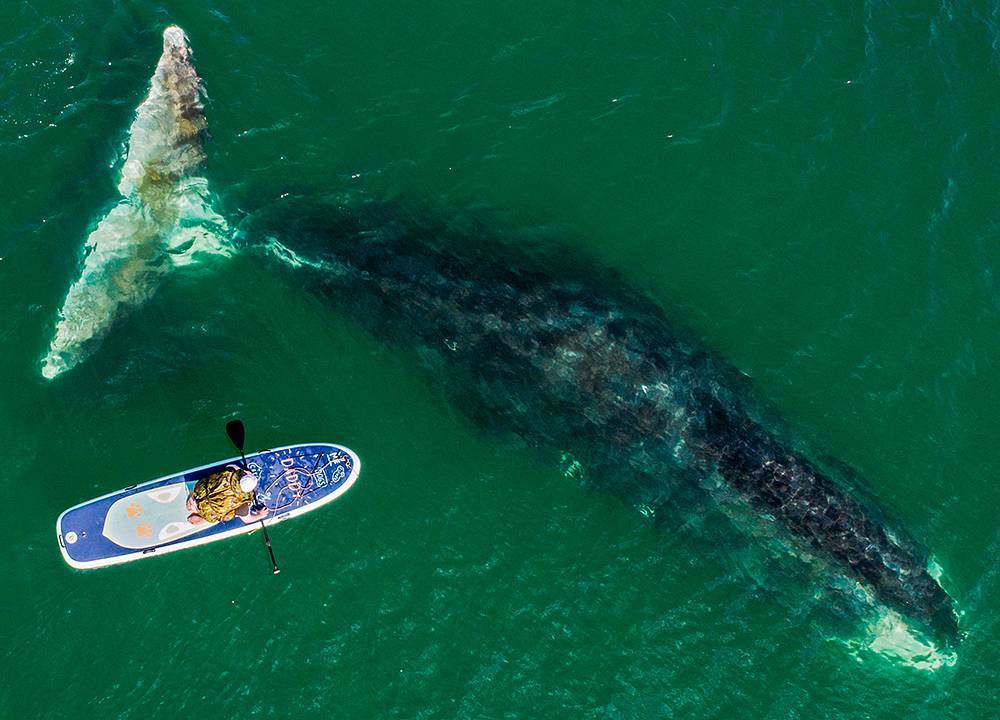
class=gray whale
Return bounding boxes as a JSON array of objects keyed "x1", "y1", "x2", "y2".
[
  {"x1": 44, "y1": 26, "x2": 958, "y2": 649},
  {"x1": 247, "y1": 199, "x2": 959, "y2": 644}
]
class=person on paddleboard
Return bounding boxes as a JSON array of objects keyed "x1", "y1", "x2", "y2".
[{"x1": 186, "y1": 465, "x2": 269, "y2": 525}]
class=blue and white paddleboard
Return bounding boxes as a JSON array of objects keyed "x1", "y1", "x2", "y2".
[{"x1": 56, "y1": 443, "x2": 360, "y2": 570}]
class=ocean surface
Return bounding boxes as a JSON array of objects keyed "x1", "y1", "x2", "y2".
[{"x1": 2, "y1": 1, "x2": 999, "y2": 717}]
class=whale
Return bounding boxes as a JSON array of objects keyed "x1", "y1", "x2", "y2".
[
  {"x1": 242, "y1": 199, "x2": 959, "y2": 645},
  {"x1": 43, "y1": 28, "x2": 959, "y2": 648},
  {"x1": 41, "y1": 26, "x2": 229, "y2": 380}
]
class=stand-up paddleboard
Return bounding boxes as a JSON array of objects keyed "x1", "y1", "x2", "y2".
[{"x1": 56, "y1": 443, "x2": 360, "y2": 569}]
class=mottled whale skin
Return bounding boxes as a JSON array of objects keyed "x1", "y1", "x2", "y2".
[
  {"x1": 42, "y1": 26, "x2": 228, "y2": 379},
  {"x1": 251, "y1": 202, "x2": 958, "y2": 643}
]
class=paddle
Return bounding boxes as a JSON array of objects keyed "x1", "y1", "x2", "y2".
[{"x1": 225, "y1": 419, "x2": 280, "y2": 574}]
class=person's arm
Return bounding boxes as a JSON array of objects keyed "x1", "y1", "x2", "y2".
[{"x1": 235, "y1": 501, "x2": 268, "y2": 524}]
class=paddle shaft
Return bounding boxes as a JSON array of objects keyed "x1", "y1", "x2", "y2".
[
  {"x1": 258, "y1": 518, "x2": 280, "y2": 575},
  {"x1": 248, "y1": 458, "x2": 279, "y2": 575},
  {"x1": 244, "y1": 453, "x2": 280, "y2": 575},
  {"x1": 226, "y1": 420, "x2": 280, "y2": 575}
]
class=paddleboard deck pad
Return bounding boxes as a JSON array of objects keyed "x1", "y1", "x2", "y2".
[{"x1": 57, "y1": 443, "x2": 360, "y2": 569}]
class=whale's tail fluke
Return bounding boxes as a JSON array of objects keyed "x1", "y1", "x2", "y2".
[{"x1": 41, "y1": 26, "x2": 230, "y2": 380}]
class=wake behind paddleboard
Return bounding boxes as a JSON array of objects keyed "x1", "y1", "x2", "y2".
[{"x1": 56, "y1": 443, "x2": 360, "y2": 570}]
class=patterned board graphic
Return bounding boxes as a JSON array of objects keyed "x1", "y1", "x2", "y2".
[
  {"x1": 103, "y1": 482, "x2": 194, "y2": 549},
  {"x1": 57, "y1": 443, "x2": 359, "y2": 569}
]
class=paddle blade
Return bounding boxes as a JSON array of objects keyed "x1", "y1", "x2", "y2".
[{"x1": 225, "y1": 419, "x2": 246, "y2": 452}]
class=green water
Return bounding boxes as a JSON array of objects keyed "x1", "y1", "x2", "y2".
[{"x1": 2, "y1": 0, "x2": 999, "y2": 716}]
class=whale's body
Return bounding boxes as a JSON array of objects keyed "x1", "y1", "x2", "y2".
[
  {"x1": 249, "y1": 203, "x2": 959, "y2": 642},
  {"x1": 42, "y1": 26, "x2": 228, "y2": 379}
]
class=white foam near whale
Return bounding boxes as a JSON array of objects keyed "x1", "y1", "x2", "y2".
[
  {"x1": 841, "y1": 609, "x2": 958, "y2": 671},
  {"x1": 41, "y1": 26, "x2": 230, "y2": 380}
]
